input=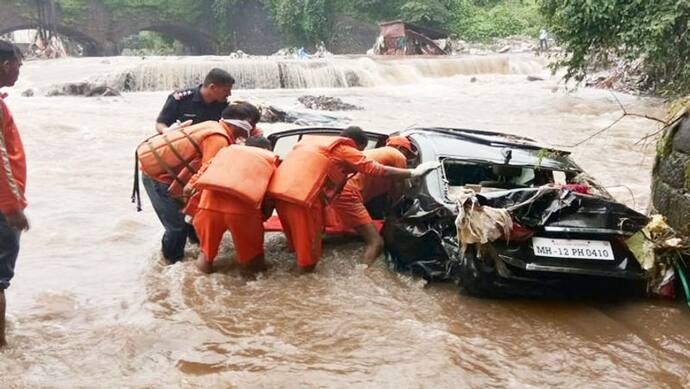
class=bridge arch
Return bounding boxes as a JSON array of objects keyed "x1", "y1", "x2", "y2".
[
  {"x1": 116, "y1": 23, "x2": 217, "y2": 55},
  {"x1": 0, "y1": 23, "x2": 102, "y2": 56}
]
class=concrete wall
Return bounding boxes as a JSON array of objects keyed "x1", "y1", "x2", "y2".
[{"x1": 651, "y1": 112, "x2": 690, "y2": 234}]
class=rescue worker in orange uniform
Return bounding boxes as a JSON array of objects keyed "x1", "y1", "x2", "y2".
[
  {"x1": 330, "y1": 136, "x2": 417, "y2": 266},
  {"x1": 0, "y1": 41, "x2": 28, "y2": 348},
  {"x1": 135, "y1": 103, "x2": 258, "y2": 263},
  {"x1": 189, "y1": 136, "x2": 276, "y2": 274},
  {"x1": 267, "y1": 126, "x2": 440, "y2": 272}
]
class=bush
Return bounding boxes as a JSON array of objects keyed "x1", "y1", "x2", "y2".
[
  {"x1": 452, "y1": 0, "x2": 543, "y2": 42},
  {"x1": 540, "y1": 0, "x2": 690, "y2": 96}
]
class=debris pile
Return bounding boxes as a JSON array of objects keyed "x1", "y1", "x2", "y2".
[
  {"x1": 46, "y1": 82, "x2": 121, "y2": 97},
  {"x1": 584, "y1": 58, "x2": 650, "y2": 95},
  {"x1": 256, "y1": 103, "x2": 349, "y2": 126},
  {"x1": 626, "y1": 214, "x2": 690, "y2": 303},
  {"x1": 228, "y1": 50, "x2": 250, "y2": 59},
  {"x1": 298, "y1": 95, "x2": 362, "y2": 111},
  {"x1": 272, "y1": 43, "x2": 332, "y2": 59}
]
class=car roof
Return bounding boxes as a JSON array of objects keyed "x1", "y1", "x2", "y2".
[
  {"x1": 266, "y1": 127, "x2": 387, "y2": 141},
  {"x1": 397, "y1": 127, "x2": 580, "y2": 172},
  {"x1": 267, "y1": 126, "x2": 580, "y2": 171}
]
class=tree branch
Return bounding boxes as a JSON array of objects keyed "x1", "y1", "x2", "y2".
[{"x1": 555, "y1": 92, "x2": 669, "y2": 148}]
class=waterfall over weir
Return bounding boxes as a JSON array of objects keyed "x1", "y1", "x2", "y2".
[{"x1": 107, "y1": 54, "x2": 548, "y2": 91}]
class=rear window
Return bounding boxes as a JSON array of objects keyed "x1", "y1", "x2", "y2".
[{"x1": 442, "y1": 158, "x2": 570, "y2": 196}]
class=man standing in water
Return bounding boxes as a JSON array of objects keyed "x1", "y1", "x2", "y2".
[
  {"x1": 154, "y1": 68, "x2": 235, "y2": 245},
  {"x1": 539, "y1": 28, "x2": 549, "y2": 51},
  {"x1": 0, "y1": 41, "x2": 29, "y2": 348},
  {"x1": 138, "y1": 104, "x2": 256, "y2": 264}
]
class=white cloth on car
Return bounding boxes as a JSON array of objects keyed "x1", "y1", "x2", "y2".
[{"x1": 454, "y1": 189, "x2": 513, "y2": 253}]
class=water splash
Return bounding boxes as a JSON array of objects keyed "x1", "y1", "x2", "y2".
[{"x1": 106, "y1": 55, "x2": 548, "y2": 91}]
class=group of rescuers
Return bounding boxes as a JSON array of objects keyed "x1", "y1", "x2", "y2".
[{"x1": 135, "y1": 68, "x2": 441, "y2": 274}]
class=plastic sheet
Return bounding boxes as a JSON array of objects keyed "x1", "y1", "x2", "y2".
[
  {"x1": 383, "y1": 187, "x2": 650, "y2": 296},
  {"x1": 476, "y1": 187, "x2": 648, "y2": 232}
]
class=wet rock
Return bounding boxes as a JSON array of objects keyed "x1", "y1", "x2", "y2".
[
  {"x1": 21, "y1": 89, "x2": 34, "y2": 97},
  {"x1": 46, "y1": 82, "x2": 121, "y2": 97},
  {"x1": 258, "y1": 104, "x2": 348, "y2": 126},
  {"x1": 228, "y1": 50, "x2": 250, "y2": 59},
  {"x1": 651, "y1": 179, "x2": 672, "y2": 215},
  {"x1": 526, "y1": 75, "x2": 544, "y2": 82},
  {"x1": 119, "y1": 71, "x2": 137, "y2": 92},
  {"x1": 498, "y1": 45, "x2": 511, "y2": 53},
  {"x1": 657, "y1": 151, "x2": 689, "y2": 189},
  {"x1": 258, "y1": 105, "x2": 289, "y2": 123},
  {"x1": 344, "y1": 71, "x2": 361, "y2": 87},
  {"x1": 470, "y1": 77, "x2": 477, "y2": 83},
  {"x1": 46, "y1": 82, "x2": 90, "y2": 96},
  {"x1": 672, "y1": 118, "x2": 690, "y2": 154},
  {"x1": 89, "y1": 85, "x2": 121, "y2": 97},
  {"x1": 668, "y1": 191, "x2": 690, "y2": 232},
  {"x1": 652, "y1": 113, "x2": 690, "y2": 232},
  {"x1": 298, "y1": 95, "x2": 362, "y2": 111}
]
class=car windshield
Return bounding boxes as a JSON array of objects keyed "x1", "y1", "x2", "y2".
[{"x1": 442, "y1": 158, "x2": 572, "y2": 196}]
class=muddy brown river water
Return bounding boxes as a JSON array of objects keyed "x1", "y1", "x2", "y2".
[{"x1": 0, "y1": 55, "x2": 688, "y2": 388}]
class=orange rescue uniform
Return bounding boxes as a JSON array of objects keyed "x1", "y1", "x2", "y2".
[
  {"x1": 191, "y1": 146, "x2": 277, "y2": 264},
  {"x1": 193, "y1": 192, "x2": 266, "y2": 264},
  {"x1": 0, "y1": 97, "x2": 26, "y2": 214},
  {"x1": 330, "y1": 146, "x2": 408, "y2": 229},
  {"x1": 137, "y1": 120, "x2": 238, "y2": 199},
  {"x1": 269, "y1": 136, "x2": 385, "y2": 268}
]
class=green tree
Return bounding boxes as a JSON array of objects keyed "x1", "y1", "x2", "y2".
[
  {"x1": 400, "y1": 0, "x2": 452, "y2": 28},
  {"x1": 540, "y1": 0, "x2": 690, "y2": 95},
  {"x1": 451, "y1": 0, "x2": 542, "y2": 41}
]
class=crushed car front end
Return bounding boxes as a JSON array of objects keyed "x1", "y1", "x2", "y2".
[{"x1": 382, "y1": 128, "x2": 649, "y2": 297}]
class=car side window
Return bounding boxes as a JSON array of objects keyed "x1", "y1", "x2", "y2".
[
  {"x1": 366, "y1": 139, "x2": 379, "y2": 150},
  {"x1": 272, "y1": 132, "x2": 385, "y2": 159},
  {"x1": 272, "y1": 135, "x2": 300, "y2": 160}
]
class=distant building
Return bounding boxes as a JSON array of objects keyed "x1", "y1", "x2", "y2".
[{"x1": 373, "y1": 20, "x2": 449, "y2": 56}]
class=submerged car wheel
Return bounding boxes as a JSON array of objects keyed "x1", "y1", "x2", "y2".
[{"x1": 456, "y1": 244, "x2": 500, "y2": 297}]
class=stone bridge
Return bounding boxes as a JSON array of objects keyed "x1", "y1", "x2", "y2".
[{"x1": 0, "y1": 0, "x2": 287, "y2": 56}]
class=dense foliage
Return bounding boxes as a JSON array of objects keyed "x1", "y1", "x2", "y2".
[
  {"x1": 55, "y1": 0, "x2": 542, "y2": 45},
  {"x1": 452, "y1": 0, "x2": 542, "y2": 41},
  {"x1": 540, "y1": 0, "x2": 690, "y2": 95}
]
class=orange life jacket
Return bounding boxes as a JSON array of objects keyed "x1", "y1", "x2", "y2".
[
  {"x1": 194, "y1": 145, "x2": 278, "y2": 209},
  {"x1": 136, "y1": 120, "x2": 231, "y2": 187},
  {"x1": 267, "y1": 135, "x2": 356, "y2": 206}
]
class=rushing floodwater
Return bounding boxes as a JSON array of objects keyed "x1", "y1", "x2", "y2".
[{"x1": 1, "y1": 55, "x2": 688, "y2": 388}]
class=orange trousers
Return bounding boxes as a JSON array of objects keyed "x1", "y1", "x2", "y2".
[
  {"x1": 193, "y1": 208, "x2": 264, "y2": 264},
  {"x1": 274, "y1": 200, "x2": 324, "y2": 268},
  {"x1": 329, "y1": 186, "x2": 373, "y2": 229}
]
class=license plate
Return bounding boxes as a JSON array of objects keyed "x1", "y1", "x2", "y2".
[{"x1": 532, "y1": 237, "x2": 614, "y2": 261}]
